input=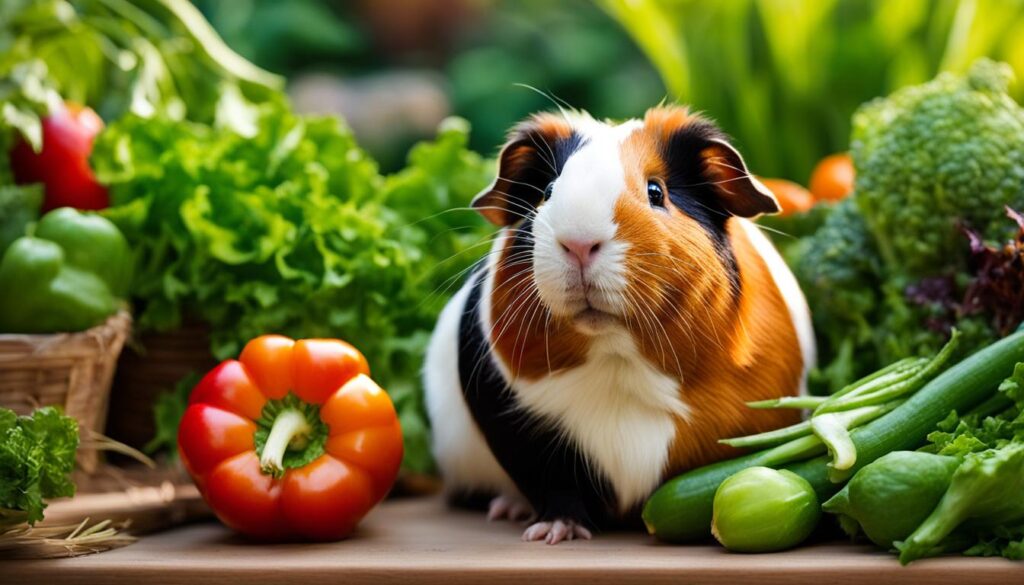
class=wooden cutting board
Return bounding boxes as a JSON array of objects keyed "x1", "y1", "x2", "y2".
[{"x1": 4, "y1": 496, "x2": 1019, "y2": 585}]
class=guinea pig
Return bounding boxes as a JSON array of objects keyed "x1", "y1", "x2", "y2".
[{"x1": 423, "y1": 106, "x2": 815, "y2": 544}]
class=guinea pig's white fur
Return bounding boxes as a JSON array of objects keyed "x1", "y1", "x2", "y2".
[
  {"x1": 531, "y1": 117, "x2": 640, "y2": 324},
  {"x1": 424, "y1": 107, "x2": 815, "y2": 541}
]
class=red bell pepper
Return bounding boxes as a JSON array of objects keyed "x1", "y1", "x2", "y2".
[
  {"x1": 178, "y1": 335, "x2": 403, "y2": 540},
  {"x1": 9, "y1": 101, "x2": 110, "y2": 211}
]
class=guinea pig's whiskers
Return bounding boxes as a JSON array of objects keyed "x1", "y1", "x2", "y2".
[
  {"x1": 543, "y1": 308, "x2": 554, "y2": 376},
  {"x1": 629, "y1": 252, "x2": 699, "y2": 270},
  {"x1": 400, "y1": 206, "x2": 486, "y2": 230},
  {"x1": 628, "y1": 262, "x2": 698, "y2": 368},
  {"x1": 466, "y1": 264, "x2": 523, "y2": 323},
  {"x1": 525, "y1": 133, "x2": 558, "y2": 176},
  {"x1": 752, "y1": 223, "x2": 796, "y2": 239},
  {"x1": 497, "y1": 253, "x2": 536, "y2": 273},
  {"x1": 423, "y1": 231, "x2": 520, "y2": 302},
  {"x1": 498, "y1": 175, "x2": 549, "y2": 198},
  {"x1": 512, "y1": 83, "x2": 578, "y2": 125},
  {"x1": 490, "y1": 266, "x2": 534, "y2": 303},
  {"x1": 629, "y1": 262, "x2": 680, "y2": 291},
  {"x1": 515, "y1": 289, "x2": 548, "y2": 370},
  {"x1": 429, "y1": 229, "x2": 511, "y2": 270},
  {"x1": 436, "y1": 225, "x2": 513, "y2": 264},
  {"x1": 434, "y1": 194, "x2": 565, "y2": 380},
  {"x1": 491, "y1": 286, "x2": 542, "y2": 372},
  {"x1": 709, "y1": 160, "x2": 751, "y2": 175},
  {"x1": 496, "y1": 282, "x2": 540, "y2": 342},
  {"x1": 678, "y1": 158, "x2": 755, "y2": 187},
  {"x1": 639, "y1": 257, "x2": 725, "y2": 356},
  {"x1": 470, "y1": 189, "x2": 539, "y2": 221},
  {"x1": 488, "y1": 264, "x2": 537, "y2": 315},
  {"x1": 624, "y1": 285, "x2": 658, "y2": 349},
  {"x1": 624, "y1": 283, "x2": 681, "y2": 375},
  {"x1": 621, "y1": 285, "x2": 661, "y2": 365},
  {"x1": 466, "y1": 268, "x2": 538, "y2": 387}
]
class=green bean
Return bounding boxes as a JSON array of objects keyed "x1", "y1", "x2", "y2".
[
  {"x1": 746, "y1": 396, "x2": 827, "y2": 409},
  {"x1": 817, "y1": 331, "x2": 961, "y2": 414},
  {"x1": 826, "y1": 357, "x2": 926, "y2": 401},
  {"x1": 719, "y1": 420, "x2": 813, "y2": 449},
  {"x1": 815, "y1": 359, "x2": 926, "y2": 413},
  {"x1": 758, "y1": 435, "x2": 828, "y2": 467},
  {"x1": 742, "y1": 356, "x2": 929, "y2": 426}
]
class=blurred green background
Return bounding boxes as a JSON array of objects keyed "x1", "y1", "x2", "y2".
[{"x1": 192, "y1": 0, "x2": 1024, "y2": 182}]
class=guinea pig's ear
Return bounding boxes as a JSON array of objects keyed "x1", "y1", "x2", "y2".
[
  {"x1": 472, "y1": 113, "x2": 576, "y2": 226},
  {"x1": 699, "y1": 138, "x2": 780, "y2": 217},
  {"x1": 645, "y1": 106, "x2": 779, "y2": 218}
]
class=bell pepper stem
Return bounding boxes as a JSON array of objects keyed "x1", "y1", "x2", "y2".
[{"x1": 259, "y1": 409, "x2": 312, "y2": 477}]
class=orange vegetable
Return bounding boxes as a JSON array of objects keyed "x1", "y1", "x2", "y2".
[
  {"x1": 179, "y1": 335, "x2": 402, "y2": 541},
  {"x1": 758, "y1": 177, "x2": 815, "y2": 216},
  {"x1": 809, "y1": 153, "x2": 855, "y2": 202}
]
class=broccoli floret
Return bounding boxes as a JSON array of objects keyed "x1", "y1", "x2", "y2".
[
  {"x1": 852, "y1": 59, "x2": 1024, "y2": 278},
  {"x1": 780, "y1": 60, "x2": 1021, "y2": 391},
  {"x1": 796, "y1": 198, "x2": 884, "y2": 391},
  {"x1": 798, "y1": 198, "x2": 881, "y2": 321}
]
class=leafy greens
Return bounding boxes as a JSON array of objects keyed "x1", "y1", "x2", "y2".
[
  {"x1": 0, "y1": 407, "x2": 79, "y2": 526},
  {"x1": 0, "y1": 0, "x2": 282, "y2": 128},
  {"x1": 889, "y1": 361, "x2": 1024, "y2": 562},
  {"x1": 2, "y1": 0, "x2": 496, "y2": 474},
  {"x1": 93, "y1": 97, "x2": 493, "y2": 473}
]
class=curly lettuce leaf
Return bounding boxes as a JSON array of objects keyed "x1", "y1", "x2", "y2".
[
  {"x1": 999, "y1": 361, "x2": 1024, "y2": 405},
  {"x1": 145, "y1": 373, "x2": 202, "y2": 460},
  {"x1": 0, "y1": 406, "x2": 79, "y2": 525},
  {"x1": 897, "y1": 442, "x2": 1024, "y2": 564},
  {"x1": 909, "y1": 362, "x2": 1024, "y2": 561},
  {"x1": 963, "y1": 525, "x2": 1024, "y2": 560},
  {"x1": 928, "y1": 362, "x2": 1024, "y2": 456},
  {"x1": 95, "y1": 97, "x2": 492, "y2": 473}
]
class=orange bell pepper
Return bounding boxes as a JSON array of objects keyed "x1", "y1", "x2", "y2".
[{"x1": 178, "y1": 335, "x2": 403, "y2": 541}]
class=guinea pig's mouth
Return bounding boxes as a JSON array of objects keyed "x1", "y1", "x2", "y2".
[{"x1": 571, "y1": 305, "x2": 621, "y2": 334}]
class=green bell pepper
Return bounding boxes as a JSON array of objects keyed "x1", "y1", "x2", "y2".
[
  {"x1": 0, "y1": 208, "x2": 132, "y2": 333},
  {"x1": 34, "y1": 207, "x2": 132, "y2": 297}
]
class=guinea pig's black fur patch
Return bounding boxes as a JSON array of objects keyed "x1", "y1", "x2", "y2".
[
  {"x1": 661, "y1": 121, "x2": 741, "y2": 298},
  {"x1": 457, "y1": 268, "x2": 619, "y2": 528},
  {"x1": 499, "y1": 130, "x2": 587, "y2": 223}
]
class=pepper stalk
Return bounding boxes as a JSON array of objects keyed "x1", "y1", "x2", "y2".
[{"x1": 254, "y1": 394, "x2": 328, "y2": 479}]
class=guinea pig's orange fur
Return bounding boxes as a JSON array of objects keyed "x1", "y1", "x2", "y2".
[{"x1": 489, "y1": 107, "x2": 801, "y2": 477}]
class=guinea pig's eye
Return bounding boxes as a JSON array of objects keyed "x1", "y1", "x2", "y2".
[
  {"x1": 543, "y1": 181, "x2": 554, "y2": 202},
  {"x1": 647, "y1": 180, "x2": 665, "y2": 208}
]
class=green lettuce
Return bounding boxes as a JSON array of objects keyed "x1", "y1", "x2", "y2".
[
  {"x1": 93, "y1": 97, "x2": 493, "y2": 472},
  {"x1": 895, "y1": 362, "x2": 1024, "y2": 562},
  {"x1": 896, "y1": 442, "x2": 1024, "y2": 564},
  {"x1": 0, "y1": 407, "x2": 79, "y2": 526},
  {"x1": 928, "y1": 362, "x2": 1024, "y2": 456}
]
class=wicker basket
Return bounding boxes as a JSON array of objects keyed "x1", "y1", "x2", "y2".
[
  {"x1": 106, "y1": 322, "x2": 217, "y2": 451},
  {"x1": 0, "y1": 311, "x2": 132, "y2": 472}
]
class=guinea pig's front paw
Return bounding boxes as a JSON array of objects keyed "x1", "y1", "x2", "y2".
[
  {"x1": 487, "y1": 494, "x2": 534, "y2": 522},
  {"x1": 521, "y1": 518, "x2": 593, "y2": 545}
]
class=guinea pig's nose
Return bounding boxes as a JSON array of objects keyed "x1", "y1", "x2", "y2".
[{"x1": 559, "y1": 238, "x2": 603, "y2": 269}]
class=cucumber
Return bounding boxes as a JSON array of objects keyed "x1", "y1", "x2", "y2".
[{"x1": 642, "y1": 330, "x2": 1024, "y2": 543}]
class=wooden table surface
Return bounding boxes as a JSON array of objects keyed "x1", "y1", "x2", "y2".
[{"x1": 5, "y1": 496, "x2": 1020, "y2": 585}]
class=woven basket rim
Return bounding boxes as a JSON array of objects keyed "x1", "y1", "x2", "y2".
[
  {"x1": 0, "y1": 311, "x2": 133, "y2": 356},
  {"x1": 0, "y1": 310, "x2": 132, "y2": 473}
]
